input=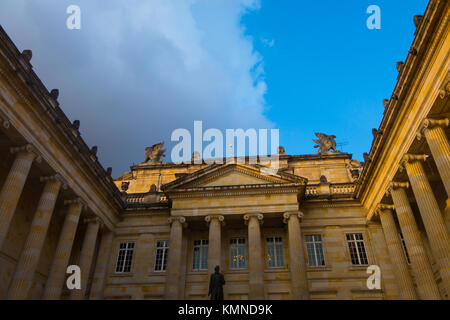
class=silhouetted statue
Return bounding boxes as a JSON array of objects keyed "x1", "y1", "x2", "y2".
[{"x1": 208, "y1": 266, "x2": 225, "y2": 300}]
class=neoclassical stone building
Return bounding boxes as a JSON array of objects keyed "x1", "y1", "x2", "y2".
[{"x1": 0, "y1": 0, "x2": 449, "y2": 300}]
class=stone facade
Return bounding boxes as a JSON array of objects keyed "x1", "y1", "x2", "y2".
[{"x1": 0, "y1": 0, "x2": 449, "y2": 300}]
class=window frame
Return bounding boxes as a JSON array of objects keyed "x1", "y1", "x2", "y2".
[
  {"x1": 192, "y1": 239, "x2": 209, "y2": 271},
  {"x1": 346, "y1": 233, "x2": 369, "y2": 266},
  {"x1": 154, "y1": 240, "x2": 169, "y2": 272},
  {"x1": 266, "y1": 236, "x2": 285, "y2": 269},
  {"x1": 229, "y1": 237, "x2": 247, "y2": 270},
  {"x1": 115, "y1": 241, "x2": 135, "y2": 274},
  {"x1": 305, "y1": 234, "x2": 326, "y2": 268}
]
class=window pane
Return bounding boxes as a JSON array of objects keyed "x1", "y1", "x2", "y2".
[
  {"x1": 347, "y1": 233, "x2": 368, "y2": 266},
  {"x1": 306, "y1": 242, "x2": 316, "y2": 267},
  {"x1": 116, "y1": 242, "x2": 134, "y2": 273},
  {"x1": 276, "y1": 243, "x2": 284, "y2": 267},
  {"x1": 267, "y1": 240, "x2": 275, "y2": 268},
  {"x1": 201, "y1": 246, "x2": 208, "y2": 270},
  {"x1": 316, "y1": 242, "x2": 325, "y2": 266},
  {"x1": 193, "y1": 247, "x2": 200, "y2": 270}
]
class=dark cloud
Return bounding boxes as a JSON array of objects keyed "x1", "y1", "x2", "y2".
[{"x1": 0, "y1": 0, "x2": 272, "y2": 176}]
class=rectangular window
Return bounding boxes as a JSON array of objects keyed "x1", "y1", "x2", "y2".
[
  {"x1": 305, "y1": 235, "x2": 326, "y2": 267},
  {"x1": 192, "y1": 240, "x2": 208, "y2": 271},
  {"x1": 154, "y1": 240, "x2": 169, "y2": 272},
  {"x1": 115, "y1": 242, "x2": 135, "y2": 273},
  {"x1": 399, "y1": 233, "x2": 411, "y2": 265},
  {"x1": 230, "y1": 238, "x2": 246, "y2": 270},
  {"x1": 346, "y1": 233, "x2": 369, "y2": 266},
  {"x1": 266, "y1": 237, "x2": 284, "y2": 268}
]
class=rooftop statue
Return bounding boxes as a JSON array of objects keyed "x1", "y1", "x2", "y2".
[
  {"x1": 144, "y1": 142, "x2": 166, "y2": 164},
  {"x1": 313, "y1": 133, "x2": 338, "y2": 154}
]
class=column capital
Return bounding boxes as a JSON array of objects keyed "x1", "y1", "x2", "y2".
[
  {"x1": 64, "y1": 198, "x2": 87, "y2": 211},
  {"x1": 10, "y1": 144, "x2": 42, "y2": 163},
  {"x1": 438, "y1": 82, "x2": 450, "y2": 99},
  {"x1": 168, "y1": 216, "x2": 187, "y2": 228},
  {"x1": 40, "y1": 173, "x2": 68, "y2": 190},
  {"x1": 283, "y1": 211, "x2": 304, "y2": 224},
  {"x1": 244, "y1": 213, "x2": 264, "y2": 225},
  {"x1": 205, "y1": 215, "x2": 225, "y2": 226},
  {"x1": 399, "y1": 154, "x2": 427, "y2": 171},
  {"x1": 375, "y1": 203, "x2": 395, "y2": 217},
  {"x1": 402, "y1": 154, "x2": 427, "y2": 164},
  {"x1": 2, "y1": 119, "x2": 10, "y2": 129},
  {"x1": 418, "y1": 118, "x2": 449, "y2": 140},
  {"x1": 388, "y1": 181, "x2": 409, "y2": 195},
  {"x1": 84, "y1": 216, "x2": 103, "y2": 226}
]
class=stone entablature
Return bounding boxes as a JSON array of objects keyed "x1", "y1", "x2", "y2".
[
  {"x1": 115, "y1": 153, "x2": 358, "y2": 197},
  {"x1": 0, "y1": 26, "x2": 123, "y2": 230},
  {"x1": 357, "y1": 0, "x2": 450, "y2": 218}
]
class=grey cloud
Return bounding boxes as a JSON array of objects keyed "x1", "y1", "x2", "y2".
[{"x1": 0, "y1": 0, "x2": 272, "y2": 176}]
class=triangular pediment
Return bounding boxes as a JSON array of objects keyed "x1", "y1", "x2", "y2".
[{"x1": 162, "y1": 163, "x2": 307, "y2": 191}]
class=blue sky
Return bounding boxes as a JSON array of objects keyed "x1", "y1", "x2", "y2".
[
  {"x1": 243, "y1": 0, "x2": 428, "y2": 156},
  {"x1": 0, "y1": 1, "x2": 429, "y2": 175}
]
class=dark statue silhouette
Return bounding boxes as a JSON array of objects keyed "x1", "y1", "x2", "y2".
[{"x1": 208, "y1": 266, "x2": 225, "y2": 300}]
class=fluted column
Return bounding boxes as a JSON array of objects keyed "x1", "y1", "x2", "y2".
[
  {"x1": 0, "y1": 145, "x2": 39, "y2": 249},
  {"x1": 164, "y1": 216, "x2": 186, "y2": 300},
  {"x1": 418, "y1": 118, "x2": 450, "y2": 196},
  {"x1": 390, "y1": 182, "x2": 441, "y2": 299},
  {"x1": 402, "y1": 154, "x2": 450, "y2": 295},
  {"x1": 244, "y1": 213, "x2": 264, "y2": 300},
  {"x1": 205, "y1": 215, "x2": 224, "y2": 275},
  {"x1": 89, "y1": 229, "x2": 114, "y2": 300},
  {"x1": 7, "y1": 174, "x2": 64, "y2": 300},
  {"x1": 43, "y1": 199, "x2": 84, "y2": 300},
  {"x1": 376, "y1": 204, "x2": 417, "y2": 299},
  {"x1": 283, "y1": 211, "x2": 309, "y2": 300},
  {"x1": 70, "y1": 217, "x2": 101, "y2": 300},
  {"x1": 446, "y1": 199, "x2": 450, "y2": 234}
]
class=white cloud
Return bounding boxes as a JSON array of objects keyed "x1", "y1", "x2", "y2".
[
  {"x1": 0, "y1": 0, "x2": 272, "y2": 175},
  {"x1": 261, "y1": 38, "x2": 275, "y2": 48}
]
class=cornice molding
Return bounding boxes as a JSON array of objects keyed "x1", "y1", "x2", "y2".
[
  {"x1": 356, "y1": 0, "x2": 448, "y2": 209},
  {"x1": 0, "y1": 30, "x2": 125, "y2": 220},
  {"x1": 168, "y1": 184, "x2": 304, "y2": 199},
  {"x1": 162, "y1": 163, "x2": 307, "y2": 193}
]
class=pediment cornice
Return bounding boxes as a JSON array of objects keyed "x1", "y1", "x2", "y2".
[{"x1": 162, "y1": 163, "x2": 307, "y2": 192}]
